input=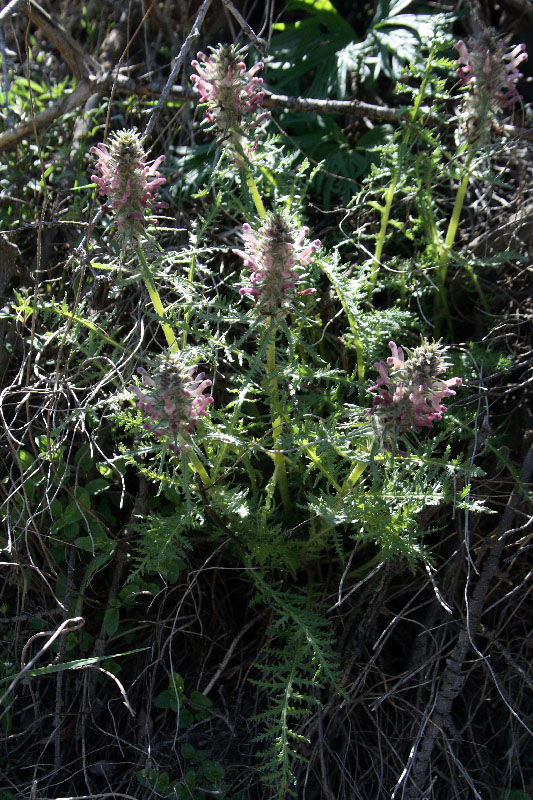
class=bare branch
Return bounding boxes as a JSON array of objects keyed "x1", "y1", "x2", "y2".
[{"x1": 143, "y1": 0, "x2": 215, "y2": 140}]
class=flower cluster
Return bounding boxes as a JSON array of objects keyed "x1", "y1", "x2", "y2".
[
  {"x1": 130, "y1": 354, "x2": 213, "y2": 446},
  {"x1": 455, "y1": 34, "x2": 528, "y2": 142},
  {"x1": 90, "y1": 129, "x2": 167, "y2": 244},
  {"x1": 369, "y1": 340, "x2": 462, "y2": 435},
  {"x1": 234, "y1": 213, "x2": 320, "y2": 317},
  {"x1": 191, "y1": 45, "x2": 268, "y2": 156}
]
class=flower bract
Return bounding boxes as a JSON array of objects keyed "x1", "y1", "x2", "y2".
[
  {"x1": 454, "y1": 34, "x2": 527, "y2": 142},
  {"x1": 191, "y1": 44, "x2": 268, "y2": 160}
]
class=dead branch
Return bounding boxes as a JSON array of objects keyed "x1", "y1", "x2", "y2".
[
  {"x1": 0, "y1": 0, "x2": 27, "y2": 24},
  {"x1": 1, "y1": 0, "x2": 532, "y2": 154},
  {"x1": 143, "y1": 0, "x2": 215, "y2": 140},
  {"x1": 2, "y1": 68, "x2": 532, "y2": 155},
  {"x1": 0, "y1": 80, "x2": 93, "y2": 150}
]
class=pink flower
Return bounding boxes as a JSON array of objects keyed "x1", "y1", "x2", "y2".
[
  {"x1": 130, "y1": 354, "x2": 213, "y2": 447},
  {"x1": 454, "y1": 34, "x2": 527, "y2": 142},
  {"x1": 369, "y1": 340, "x2": 462, "y2": 436},
  {"x1": 234, "y1": 213, "x2": 320, "y2": 317},
  {"x1": 191, "y1": 45, "x2": 268, "y2": 159},
  {"x1": 90, "y1": 129, "x2": 168, "y2": 244}
]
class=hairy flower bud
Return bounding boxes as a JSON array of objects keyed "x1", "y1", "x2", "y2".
[
  {"x1": 369, "y1": 340, "x2": 462, "y2": 436},
  {"x1": 234, "y1": 212, "x2": 320, "y2": 317},
  {"x1": 130, "y1": 354, "x2": 213, "y2": 447},
  {"x1": 454, "y1": 33, "x2": 528, "y2": 142},
  {"x1": 191, "y1": 44, "x2": 268, "y2": 160},
  {"x1": 90, "y1": 129, "x2": 167, "y2": 244}
]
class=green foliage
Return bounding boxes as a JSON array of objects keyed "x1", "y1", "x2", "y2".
[
  {"x1": 138, "y1": 675, "x2": 236, "y2": 798},
  {"x1": 269, "y1": 0, "x2": 451, "y2": 97},
  {"x1": 251, "y1": 584, "x2": 343, "y2": 797},
  {"x1": 337, "y1": 3, "x2": 453, "y2": 89},
  {"x1": 497, "y1": 793, "x2": 533, "y2": 800},
  {"x1": 153, "y1": 672, "x2": 213, "y2": 729},
  {"x1": 129, "y1": 509, "x2": 194, "y2": 582}
]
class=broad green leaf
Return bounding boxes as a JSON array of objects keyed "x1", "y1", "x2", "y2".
[
  {"x1": 18, "y1": 449, "x2": 34, "y2": 469},
  {"x1": 104, "y1": 606, "x2": 120, "y2": 636},
  {"x1": 189, "y1": 690, "x2": 213, "y2": 709},
  {"x1": 85, "y1": 478, "x2": 110, "y2": 495},
  {"x1": 288, "y1": 0, "x2": 354, "y2": 36}
]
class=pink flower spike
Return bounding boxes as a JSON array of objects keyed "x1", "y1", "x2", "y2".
[
  {"x1": 130, "y1": 354, "x2": 213, "y2": 450},
  {"x1": 190, "y1": 44, "x2": 269, "y2": 162},
  {"x1": 454, "y1": 33, "x2": 528, "y2": 143},
  {"x1": 235, "y1": 212, "x2": 320, "y2": 318},
  {"x1": 89, "y1": 129, "x2": 167, "y2": 245},
  {"x1": 369, "y1": 339, "x2": 462, "y2": 439}
]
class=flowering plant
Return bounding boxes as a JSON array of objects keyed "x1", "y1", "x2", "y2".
[
  {"x1": 234, "y1": 213, "x2": 320, "y2": 317},
  {"x1": 454, "y1": 34, "x2": 527, "y2": 141},
  {"x1": 369, "y1": 340, "x2": 462, "y2": 436},
  {"x1": 90, "y1": 129, "x2": 167, "y2": 244},
  {"x1": 130, "y1": 354, "x2": 213, "y2": 447},
  {"x1": 191, "y1": 44, "x2": 268, "y2": 159}
]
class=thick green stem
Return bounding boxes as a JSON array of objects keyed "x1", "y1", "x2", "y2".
[
  {"x1": 266, "y1": 330, "x2": 291, "y2": 514},
  {"x1": 435, "y1": 149, "x2": 490, "y2": 329},
  {"x1": 438, "y1": 149, "x2": 474, "y2": 288},
  {"x1": 243, "y1": 168, "x2": 267, "y2": 219},
  {"x1": 137, "y1": 247, "x2": 178, "y2": 352},
  {"x1": 340, "y1": 459, "x2": 368, "y2": 498}
]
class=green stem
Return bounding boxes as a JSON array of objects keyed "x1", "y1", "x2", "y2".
[
  {"x1": 182, "y1": 251, "x2": 196, "y2": 350},
  {"x1": 50, "y1": 302, "x2": 125, "y2": 350},
  {"x1": 320, "y1": 261, "x2": 365, "y2": 385},
  {"x1": 210, "y1": 329, "x2": 269, "y2": 482},
  {"x1": 304, "y1": 443, "x2": 342, "y2": 493},
  {"x1": 266, "y1": 329, "x2": 291, "y2": 514},
  {"x1": 184, "y1": 442, "x2": 211, "y2": 487},
  {"x1": 367, "y1": 46, "x2": 435, "y2": 299},
  {"x1": 435, "y1": 148, "x2": 479, "y2": 334},
  {"x1": 243, "y1": 168, "x2": 267, "y2": 219},
  {"x1": 137, "y1": 246, "x2": 178, "y2": 352},
  {"x1": 339, "y1": 459, "x2": 368, "y2": 498},
  {"x1": 136, "y1": 254, "x2": 213, "y2": 492},
  {"x1": 368, "y1": 173, "x2": 398, "y2": 296},
  {"x1": 438, "y1": 148, "x2": 474, "y2": 288},
  {"x1": 302, "y1": 450, "x2": 369, "y2": 563}
]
